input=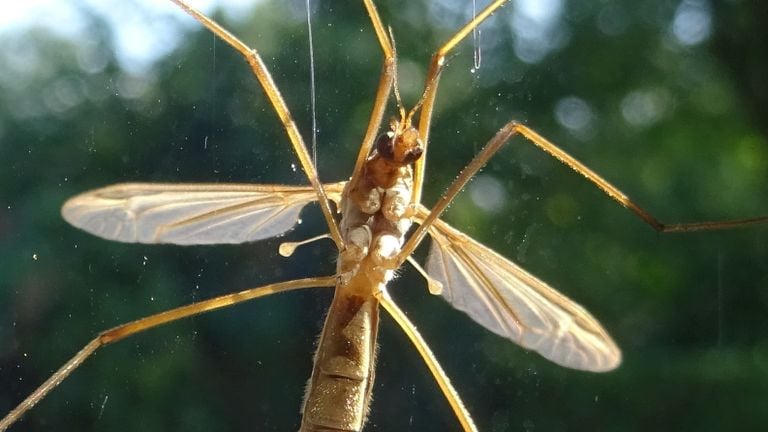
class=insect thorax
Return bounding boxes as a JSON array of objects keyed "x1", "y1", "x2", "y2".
[{"x1": 337, "y1": 123, "x2": 424, "y2": 288}]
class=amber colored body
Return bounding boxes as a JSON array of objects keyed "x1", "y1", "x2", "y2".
[
  {"x1": 302, "y1": 119, "x2": 421, "y2": 431},
  {"x1": 300, "y1": 267, "x2": 380, "y2": 431},
  {"x1": 4, "y1": 0, "x2": 765, "y2": 431}
]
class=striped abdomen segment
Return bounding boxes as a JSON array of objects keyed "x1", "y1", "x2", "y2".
[{"x1": 301, "y1": 285, "x2": 379, "y2": 432}]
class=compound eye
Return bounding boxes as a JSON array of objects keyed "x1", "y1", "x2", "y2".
[
  {"x1": 375, "y1": 132, "x2": 395, "y2": 159},
  {"x1": 402, "y1": 146, "x2": 423, "y2": 164}
]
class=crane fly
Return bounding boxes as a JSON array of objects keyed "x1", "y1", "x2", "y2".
[{"x1": 2, "y1": 0, "x2": 767, "y2": 430}]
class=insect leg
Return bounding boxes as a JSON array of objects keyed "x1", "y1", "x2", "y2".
[
  {"x1": 398, "y1": 121, "x2": 768, "y2": 265},
  {"x1": 412, "y1": 0, "x2": 509, "y2": 206},
  {"x1": 348, "y1": 0, "x2": 396, "y2": 186},
  {"x1": 501, "y1": 123, "x2": 768, "y2": 233},
  {"x1": 0, "y1": 276, "x2": 335, "y2": 431},
  {"x1": 376, "y1": 289, "x2": 478, "y2": 432},
  {"x1": 167, "y1": 0, "x2": 343, "y2": 249}
]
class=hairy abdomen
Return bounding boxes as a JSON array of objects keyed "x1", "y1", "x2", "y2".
[{"x1": 300, "y1": 280, "x2": 379, "y2": 432}]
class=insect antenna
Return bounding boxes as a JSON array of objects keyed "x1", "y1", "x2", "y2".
[{"x1": 388, "y1": 26, "x2": 408, "y2": 125}]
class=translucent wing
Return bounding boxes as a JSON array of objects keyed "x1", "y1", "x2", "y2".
[
  {"x1": 423, "y1": 216, "x2": 621, "y2": 372},
  {"x1": 62, "y1": 182, "x2": 346, "y2": 245}
]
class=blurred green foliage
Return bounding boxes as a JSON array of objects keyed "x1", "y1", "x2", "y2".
[{"x1": 1, "y1": 0, "x2": 767, "y2": 431}]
